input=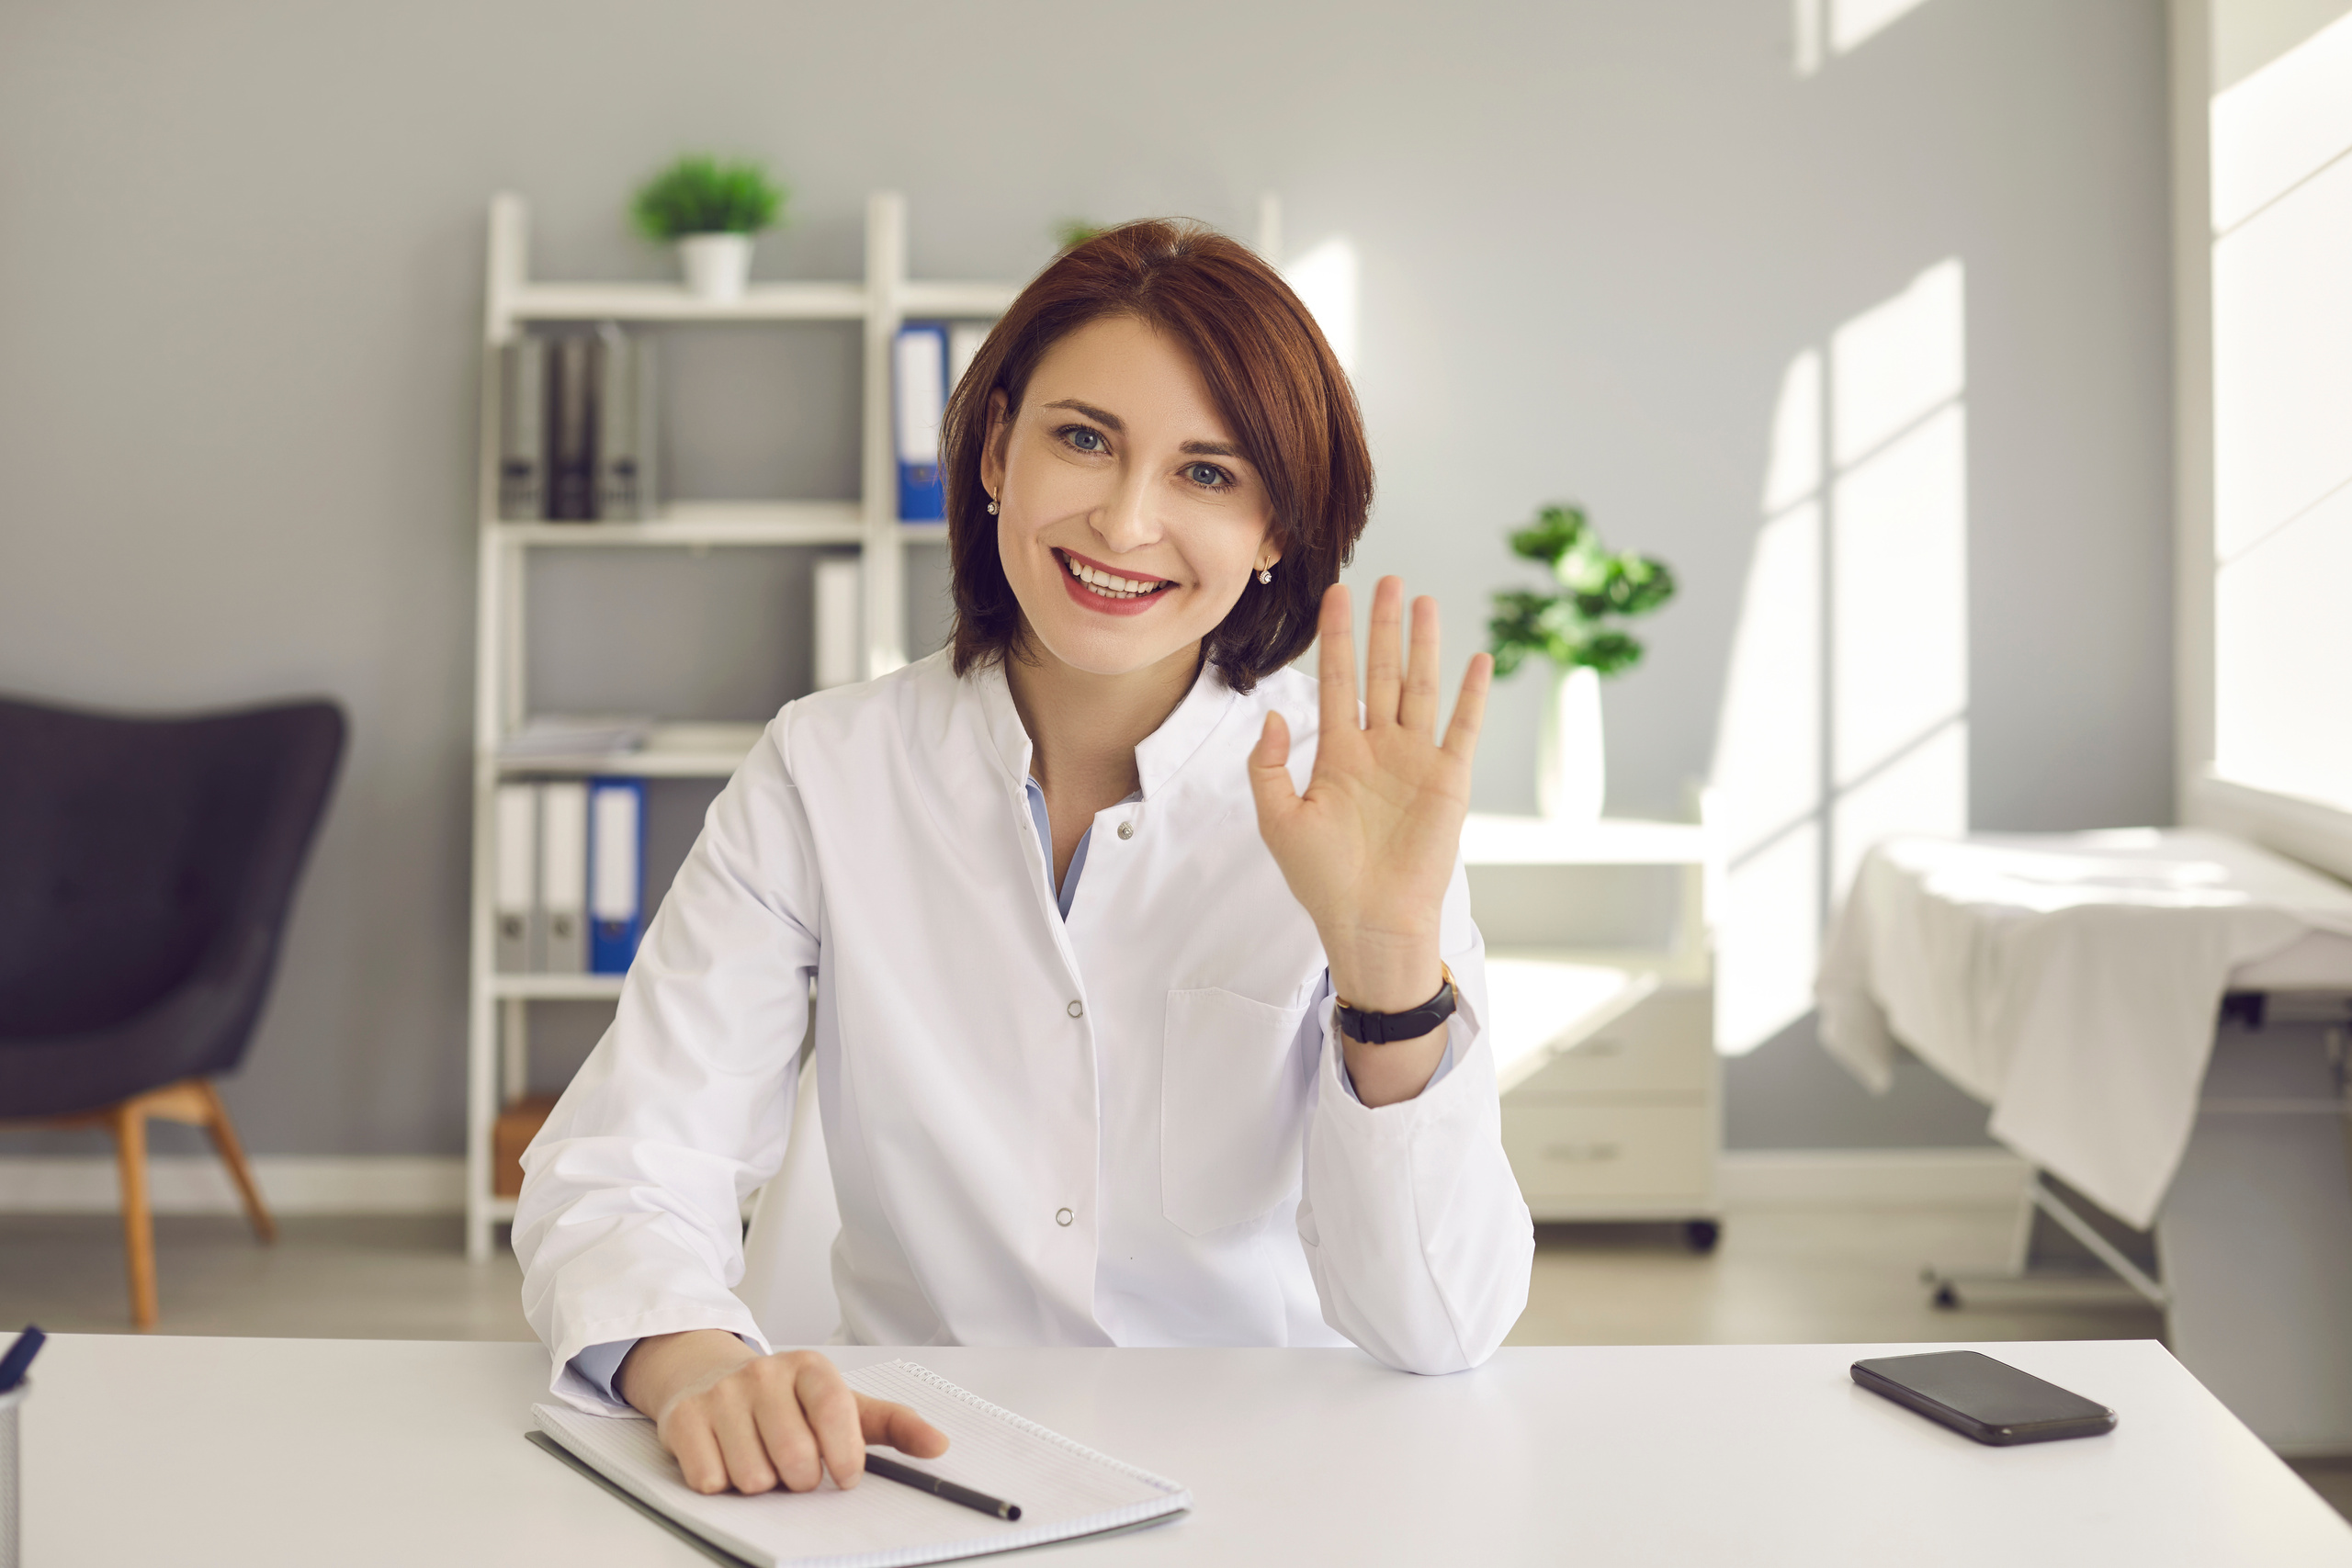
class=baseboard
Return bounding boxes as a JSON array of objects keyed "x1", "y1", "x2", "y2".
[
  {"x1": 0, "y1": 1156, "x2": 464, "y2": 1215},
  {"x1": 1721, "y1": 1148, "x2": 2031, "y2": 1210}
]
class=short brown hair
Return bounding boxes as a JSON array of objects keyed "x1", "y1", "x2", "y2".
[{"x1": 939, "y1": 220, "x2": 1372, "y2": 694}]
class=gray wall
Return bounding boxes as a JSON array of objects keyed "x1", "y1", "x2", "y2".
[{"x1": 0, "y1": 0, "x2": 2173, "y2": 1156}]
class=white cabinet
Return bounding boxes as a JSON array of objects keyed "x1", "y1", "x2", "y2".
[{"x1": 1463, "y1": 814, "x2": 1721, "y2": 1245}]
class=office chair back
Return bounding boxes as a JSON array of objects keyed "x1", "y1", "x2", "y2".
[{"x1": 0, "y1": 694, "x2": 345, "y2": 1114}]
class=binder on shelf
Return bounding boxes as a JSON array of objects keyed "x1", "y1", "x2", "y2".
[
  {"x1": 894, "y1": 322, "x2": 947, "y2": 522},
  {"x1": 813, "y1": 556, "x2": 861, "y2": 690},
  {"x1": 539, "y1": 780, "x2": 590, "y2": 975},
  {"x1": 588, "y1": 778, "x2": 647, "y2": 975},
  {"x1": 947, "y1": 322, "x2": 990, "y2": 399},
  {"x1": 494, "y1": 784, "x2": 540, "y2": 973},
  {"x1": 594, "y1": 324, "x2": 658, "y2": 522},
  {"x1": 548, "y1": 335, "x2": 597, "y2": 521},
  {"x1": 497, "y1": 339, "x2": 547, "y2": 521}
]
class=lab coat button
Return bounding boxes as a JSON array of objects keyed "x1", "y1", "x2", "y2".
[
  {"x1": 1056, "y1": 1208, "x2": 1074, "y2": 1226},
  {"x1": 1067, "y1": 999, "x2": 1084, "y2": 1018},
  {"x1": 1116, "y1": 821, "x2": 1135, "y2": 840}
]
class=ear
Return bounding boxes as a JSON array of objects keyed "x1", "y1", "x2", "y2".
[{"x1": 979, "y1": 389, "x2": 1012, "y2": 499}]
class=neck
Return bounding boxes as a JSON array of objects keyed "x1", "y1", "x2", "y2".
[{"x1": 1004, "y1": 632, "x2": 1203, "y2": 797}]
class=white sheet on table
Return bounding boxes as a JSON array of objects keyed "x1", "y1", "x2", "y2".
[{"x1": 1817, "y1": 829, "x2": 2352, "y2": 1229}]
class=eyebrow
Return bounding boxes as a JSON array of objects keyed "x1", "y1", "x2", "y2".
[{"x1": 1040, "y1": 399, "x2": 1246, "y2": 462}]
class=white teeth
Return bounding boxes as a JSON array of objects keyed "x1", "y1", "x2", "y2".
[{"x1": 1063, "y1": 554, "x2": 1165, "y2": 599}]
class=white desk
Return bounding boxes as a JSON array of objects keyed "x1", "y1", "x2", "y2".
[{"x1": 21, "y1": 1336, "x2": 2350, "y2": 1565}]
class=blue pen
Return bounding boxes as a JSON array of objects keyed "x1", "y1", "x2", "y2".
[{"x1": 0, "y1": 1326, "x2": 45, "y2": 1393}]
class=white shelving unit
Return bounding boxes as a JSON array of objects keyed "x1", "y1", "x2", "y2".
[
  {"x1": 1462, "y1": 811, "x2": 1724, "y2": 1246},
  {"x1": 462, "y1": 192, "x2": 1018, "y2": 1258}
]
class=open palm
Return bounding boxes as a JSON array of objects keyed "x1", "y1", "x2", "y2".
[{"x1": 1249, "y1": 578, "x2": 1491, "y2": 1010}]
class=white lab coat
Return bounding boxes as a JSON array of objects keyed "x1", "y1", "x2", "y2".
[{"x1": 515, "y1": 650, "x2": 1533, "y2": 1413}]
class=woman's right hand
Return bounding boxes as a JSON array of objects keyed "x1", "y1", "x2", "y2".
[{"x1": 617, "y1": 1330, "x2": 950, "y2": 1495}]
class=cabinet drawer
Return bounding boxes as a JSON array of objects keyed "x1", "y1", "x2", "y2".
[
  {"x1": 1503, "y1": 1104, "x2": 1714, "y2": 1201},
  {"x1": 1509, "y1": 987, "x2": 1714, "y2": 1100}
]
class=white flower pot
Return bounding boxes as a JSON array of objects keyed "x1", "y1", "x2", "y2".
[
  {"x1": 1536, "y1": 663, "x2": 1606, "y2": 824},
  {"x1": 677, "y1": 232, "x2": 754, "y2": 301}
]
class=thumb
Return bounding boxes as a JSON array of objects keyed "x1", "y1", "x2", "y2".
[{"x1": 1248, "y1": 710, "x2": 1300, "y2": 830}]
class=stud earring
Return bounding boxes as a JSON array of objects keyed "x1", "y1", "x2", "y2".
[
  {"x1": 1258, "y1": 566, "x2": 1273, "y2": 584},
  {"x1": 986, "y1": 498, "x2": 999, "y2": 515}
]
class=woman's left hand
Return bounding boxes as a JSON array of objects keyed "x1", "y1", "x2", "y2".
[{"x1": 1249, "y1": 577, "x2": 1491, "y2": 1105}]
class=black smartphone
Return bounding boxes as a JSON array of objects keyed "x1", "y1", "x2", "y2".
[{"x1": 1850, "y1": 1351, "x2": 2117, "y2": 1446}]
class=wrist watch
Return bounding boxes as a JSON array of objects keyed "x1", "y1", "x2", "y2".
[{"x1": 1335, "y1": 963, "x2": 1458, "y2": 1045}]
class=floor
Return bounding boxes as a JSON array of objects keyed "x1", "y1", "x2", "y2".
[{"x1": 2, "y1": 1203, "x2": 2346, "y2": 1522}]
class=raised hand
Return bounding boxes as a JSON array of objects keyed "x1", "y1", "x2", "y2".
[{"x1": 1248, "y1": 578, "x2": 1491, "y2": 1105}]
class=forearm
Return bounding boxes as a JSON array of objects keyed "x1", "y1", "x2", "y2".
[
  {"x1": 1300, "y1": 1010, "x2": 1533, "y2": 1371},
  {"x1": 1324, "y1": 926, "x2": 1447, "y2": 1107}
]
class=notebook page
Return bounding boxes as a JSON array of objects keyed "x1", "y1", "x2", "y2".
[{"x1": 532, "y1": 1360, "x2": 1188, "y2": 1568}]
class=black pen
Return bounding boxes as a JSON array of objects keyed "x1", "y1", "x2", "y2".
[
  {"x1": 0, "y1": 1325, "x2": 43, "y2": 1393},
  {"x1": 861, "y1": 1452, "x2": 1021, "y2": 1521}
]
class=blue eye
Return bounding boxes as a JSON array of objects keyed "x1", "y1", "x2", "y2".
[
  {"x1": 1185, "y1": 463, "x2": 1232, "y2": 489},
  {"x1": 1062, "y1": 426, "x2": 1107, "y2": 453}
]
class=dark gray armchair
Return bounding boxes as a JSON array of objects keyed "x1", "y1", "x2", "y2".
[{"x1": 0, "y1": 693, "x2": 345, "y2": 1326}]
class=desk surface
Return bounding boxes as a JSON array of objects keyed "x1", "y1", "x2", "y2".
[{"x1": 24, "y1": 1335, "x2": 2351, "y2": 1566}]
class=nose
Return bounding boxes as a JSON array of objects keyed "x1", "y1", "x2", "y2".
[{"x1": 1091, "y1": 467, "x2": 1162, "y2": 556}]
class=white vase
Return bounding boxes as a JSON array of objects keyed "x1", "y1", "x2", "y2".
[
  {"x1": 677, "y1": 232, "x2": 754, "y2": 301},
  {"x1": 1536, "y1": 664, "x2": 1606, "y2": 824}
]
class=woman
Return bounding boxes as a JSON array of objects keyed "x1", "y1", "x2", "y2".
[{"x1": 515, "y1": 220, "x2": 1533, "y2": 1496}]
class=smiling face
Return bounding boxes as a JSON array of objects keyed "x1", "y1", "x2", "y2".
[{"x1": 978, "y1": 314, "x2": 1280, "y2": 679}]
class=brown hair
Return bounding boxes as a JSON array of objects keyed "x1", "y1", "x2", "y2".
[{"x1": 939, "y1": 220, "x2": 1371, "y2": 694}]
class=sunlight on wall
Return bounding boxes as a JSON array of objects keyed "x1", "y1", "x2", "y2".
[
  {"x1": 1711, "y1": 262, "x2": 1970, "y2": 1055},
  {"x1": 1794, "y1": 0, "x2": 1936, "y2": 75},
  {"x1": 1285, "y1": 237, "x2": 1360, "y2": 376},
  {"x1": 2210, "y1": 9, "x2": 2352, "y2": 810}
]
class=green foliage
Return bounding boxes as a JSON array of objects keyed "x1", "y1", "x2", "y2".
[
  {"x1": 1053, "y1": 219, "x2": 1108, "y2": 252},
  {"x1": 1487, "y1": 504, "x2": 1677, "y2": 679},
  {"x1": 631, "y1": 155, "x2": 786, "y2": 241}
]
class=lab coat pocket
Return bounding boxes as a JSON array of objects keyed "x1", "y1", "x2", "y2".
[{"x1": 1161, "y1": 987, "x2": 1313, "y2": 1237}]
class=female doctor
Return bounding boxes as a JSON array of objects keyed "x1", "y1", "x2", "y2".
[{"x1": 514, "y1": 220, "x2": 1534, "y2": 1497}]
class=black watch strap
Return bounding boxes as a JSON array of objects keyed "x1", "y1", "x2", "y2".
[{"x1": 1335, "y1": 964, "x2": 1458, "y2": 1045}]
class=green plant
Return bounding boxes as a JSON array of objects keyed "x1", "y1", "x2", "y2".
[
  {"x1": 1053, "y1": 219, "x2": 1108, "y2": 251},
  {"x1": 1487, "y1": 503, "x2": 1676, "y2": 679},
  {"x1": 630, "y1": 155, "x2": 786, "y2": 241}
]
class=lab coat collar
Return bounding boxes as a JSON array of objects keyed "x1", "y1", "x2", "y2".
[
  {"x1": 1131, "y1": 656, "x2": 1237, "y2": 799},
  {"x1": 963, "y1": 650, "x2": 1238, "y2": 801}
]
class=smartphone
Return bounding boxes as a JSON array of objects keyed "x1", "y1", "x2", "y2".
[{"x1": 1850, "y1": 1351, "x2": 2117, "y2": 1446}]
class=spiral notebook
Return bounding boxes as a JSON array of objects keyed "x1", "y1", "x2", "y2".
[{"x1": 530, "y1": 1360, "x2": 1190, "y2": 1568}]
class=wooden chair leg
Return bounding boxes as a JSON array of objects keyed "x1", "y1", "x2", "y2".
[
  {"x1": 195, "y1": 1081, "x2": 277, "y2": 1245},
  {"x1": 107, "y1": 1102, "x2": 160, "y2": 1331}
]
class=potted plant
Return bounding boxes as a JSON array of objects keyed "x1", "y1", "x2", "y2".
[
  {"x1": 631, "y1": 155, "x2": 787, "y2": 302},
  {"x1": 1487, "y1": 503, "x2": 1676, "y2": 822}
]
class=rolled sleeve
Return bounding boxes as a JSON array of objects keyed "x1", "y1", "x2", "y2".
[{"x1": 1294, "y1": 862, "x2": 1533, "y2": 1373}]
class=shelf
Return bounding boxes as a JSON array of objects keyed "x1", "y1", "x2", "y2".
[
  {"x1": 497, "y1": 278, "x2": 1018, "y2": 328},
  {"x1": 1487, "y1": 959, "x2": 1660, "y2": 1097},
  {"x1": 493, "y1": 720, "x2": 764, "y2": 777},
  {"x1": 489, "y1": 973, "x2": 626, "y2": 1001},
  {"x1": 1461, "y1": 814, "x2": 1710, "y2": 867},
  {"x1": 494, "y1": 502, "x2": 865, "y2": 547},
  {"x1": 503, "y1": 281, "x2": 868, "y2": 323},
  {"x1": 899, "y1": 280, "x2": 1022, "y2": 317}
]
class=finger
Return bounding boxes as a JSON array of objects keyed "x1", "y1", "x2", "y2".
[
  {"x1": 1248, "y1": 712, "x2": 1300, "y2": 831},
  {"x1": 662, "y1": 1408, "x2": 732, "y2": 1495},
  {"x1": 862, "y1": 1396, "x2": 951, "y2": 1460},
  {"x1": 1363, "y1": 576, "x2": 1405, "y2": 729},
  {"x1": 748, "y1": 1384, "x2": 823, "y2": 1493},
  {"x1": 1397, "y1": 594, "x2": 1442, "y2": 739},
  {"x1": 793, "y1": 1357, "x2": 867, "y2": 1489},
  {"x1": 709, "y1": 1391, "x2": 784, "y2": 1494},
  {"x1": 1441, "y1": 652, "x2": 1495, "y2": 761},
  {"x1": 1314, "y1": 582, "x2": 1357, "y2": 747}
]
